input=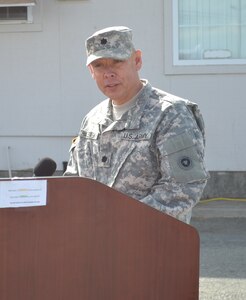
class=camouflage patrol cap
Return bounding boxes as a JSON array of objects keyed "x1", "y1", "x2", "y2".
[{"x1": 86, "y1": 26, "x2": 135, "y2": 66}]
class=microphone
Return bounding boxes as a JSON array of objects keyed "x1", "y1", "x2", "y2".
[{"x1": 33, "y1": 157, "x2": 57, "y2": 177}]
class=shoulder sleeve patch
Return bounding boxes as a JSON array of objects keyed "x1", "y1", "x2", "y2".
[{"x1": 162, "y1": 131, "x2": 209, "y2": 183}]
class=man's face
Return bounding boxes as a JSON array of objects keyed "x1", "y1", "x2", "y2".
[{"x1": 88, "y1": 50, "x2": 142, "y2": 105}]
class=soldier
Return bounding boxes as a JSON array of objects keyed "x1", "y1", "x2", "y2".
[{"x1": 64, "y1": 26, "x2": 209, "y2": 223}]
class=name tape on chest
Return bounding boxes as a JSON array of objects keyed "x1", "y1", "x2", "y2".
[
  {"x1": 121, "y1": 132, "x2": 151, "y2": 141},
  {"x1": 81, "y1": 129, "x2": 151, "y2": 141}
]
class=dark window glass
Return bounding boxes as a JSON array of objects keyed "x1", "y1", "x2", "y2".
[{"x1": 0, "y1": 7, "x2": 27, "y2": 21}]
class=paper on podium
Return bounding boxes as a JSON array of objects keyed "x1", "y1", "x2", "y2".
[{"x1": 0, "y1": 179, "x2": 47, "y2": 208}]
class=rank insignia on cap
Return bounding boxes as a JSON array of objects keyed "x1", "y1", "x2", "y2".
[
  {"x1": 101, "y1": 38, "x2": 107, "y2": 45},
  {"x1": 178, "y1": 156, "x2": 193, "y2": 170},
  {"x1": 86, "y1": 26, "x2": 134, "y2": 66}
]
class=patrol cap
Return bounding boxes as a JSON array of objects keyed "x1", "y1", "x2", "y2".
[{"x1": 85, "y1": 26, "x2": 135, "y2": 66}]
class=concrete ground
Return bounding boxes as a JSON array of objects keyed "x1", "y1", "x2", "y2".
[{"x1": 191, "y1": 200, "x2": 246, "y2": 299}]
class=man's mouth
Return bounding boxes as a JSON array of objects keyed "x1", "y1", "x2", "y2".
[
  {"x1": 106, "y1": 83, "x2": 119, "y2": 88},
  {"x1": 105, "y1": 80, "x2": 121, "y2": 87}
]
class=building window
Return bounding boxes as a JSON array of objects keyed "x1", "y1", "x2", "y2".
[
  {"x1": 173, "y1": 0, "x2": 246, "y2": 66},
  {"x1": 0, "y1": 1, "x2": 35, "y2": 24}
]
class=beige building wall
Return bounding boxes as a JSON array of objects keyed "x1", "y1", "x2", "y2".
[{"x1": 0, "y1": 0, "x2": 245, "y2": 174}]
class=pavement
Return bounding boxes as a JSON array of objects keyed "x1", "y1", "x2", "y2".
[{"x1": 191, "y1": 200, "x2": 246, "y2": 299}]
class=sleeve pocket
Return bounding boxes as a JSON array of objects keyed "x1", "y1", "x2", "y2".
[{"x1": 163, "y1": 131, "x2": 208, "y2": 183}]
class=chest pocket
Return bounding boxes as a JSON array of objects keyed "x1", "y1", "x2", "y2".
[{"x1": 106, "y1": 142, "x2": 136, "y2": 187}]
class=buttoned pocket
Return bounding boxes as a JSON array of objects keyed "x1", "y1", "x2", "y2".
[{"x1": 163, "y1": 131, "x2": 208, "y2": 183}]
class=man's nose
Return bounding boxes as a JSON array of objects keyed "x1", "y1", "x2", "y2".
[{"x1": 104, "y1": 70, "x2": 116, "y2": 78}]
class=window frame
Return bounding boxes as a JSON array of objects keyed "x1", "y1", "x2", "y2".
[
  {"x1": 164, "y1": 0, "x2": 246, "y2": 75},
  {"x1": 0, "y1": 6, "x2": 33, "y2": 24},
  {"x1": 0, "y1": 0, "x2": 42, "y2": 32}
]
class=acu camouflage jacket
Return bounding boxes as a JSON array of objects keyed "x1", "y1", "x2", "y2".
[{"x1": 65, "y1": 80, "x2": 209, "y2": 223}]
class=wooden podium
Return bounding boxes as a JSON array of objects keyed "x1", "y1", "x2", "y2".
[{"x1": 0, "y1": 177, "x2": 199, "y2": 300}]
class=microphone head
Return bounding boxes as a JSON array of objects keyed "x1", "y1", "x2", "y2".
[{"x1": 33, "y1": 157, "x2": 57, "y2": 177}]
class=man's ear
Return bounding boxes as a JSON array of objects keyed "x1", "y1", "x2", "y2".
[
  {"x1": 134, "y1": 50, "x2": 142, "y2": 71},
  {"x1": 88, "y1": 64, "x2": 95, "y2": 79}
]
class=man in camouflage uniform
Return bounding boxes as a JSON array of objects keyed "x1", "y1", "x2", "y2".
[{"x1": 64, "y1": 26, "x2": 209, "y2": 223}]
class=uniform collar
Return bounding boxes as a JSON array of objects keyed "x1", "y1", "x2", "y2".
[
  {"x1": 124, "y1": 79, "x2": 150, "y2": 129},
  {"x1": 99, "y1": 79, "x2": 151, "y2": 131}
]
